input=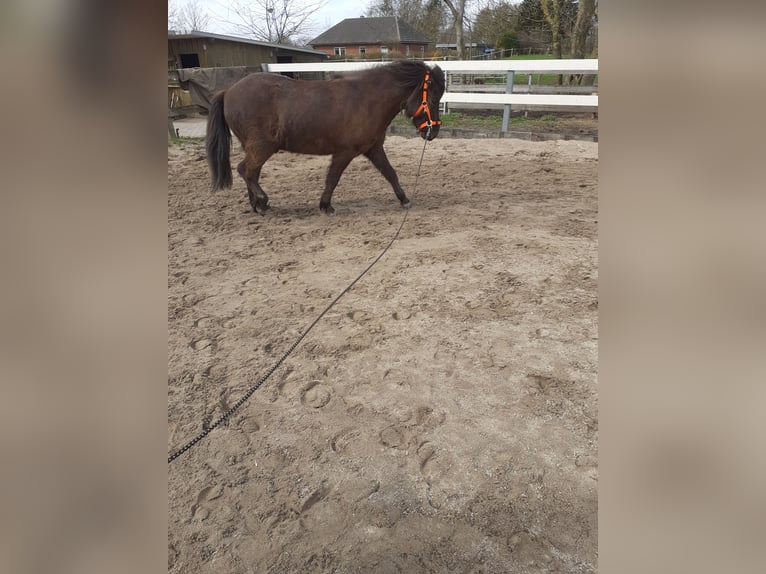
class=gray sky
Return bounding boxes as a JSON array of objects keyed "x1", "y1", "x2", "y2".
[{"x1": 195, "y1": 0, "x2": 368, "y2": 40}]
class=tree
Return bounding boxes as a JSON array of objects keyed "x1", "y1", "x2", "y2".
[
  {"x1": 441, "y1": 0, "x2": 467, "y2": 59},
  {"x1": 168, "y1": 0, "x2": 210, "y2": 33},
  {"x1": 228, "y1": 0, "x2": 328, "y2": 44},
  {"x1": 539, "y1": 0, "x2": 563, "y2": 60},
  {"x1": 366, "y1": 0, "x2": 447, "y2": 49},
  {"x1": 367, "y1": 0, "x2": 425, "y2": 24},
  {"x1": 569, "y1": 0, "x2": 597, "y2": 84},
  {"x1": 516, "y1": 0, "x2": 576, "y2": 52},
  {"x1": 536, "y1": 0, "x2": 584, "y2": 83},
  {"x1": 570, "y1": 0, "x2": 596, "y2": 58},
  {"x1": 517, "y1": 0, "x2": 548, "y2": 34},
  {"x1": 420, "y1": 1, "x2": 449, "y2": 47},
  {"x1": 473, "y1": 0, "x2": 518, "y2": 52},
  {"x1": 168, "y1": 0, "x2": 181, "y2": 31}
]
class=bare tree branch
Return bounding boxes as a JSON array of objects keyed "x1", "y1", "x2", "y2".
[
  {"x1": 441, "y1": 0, "x2": 467, "y2": 59},
  {"x1": 226, "y1": 0, "x2": 328, "y2": 44},
  {"x1": 168, "y1": 0, "x2": 210, "y2": 33}
]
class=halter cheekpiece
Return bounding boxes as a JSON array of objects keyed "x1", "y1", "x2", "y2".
[{"x1": 413, "y1": 72, "x2": 442, "y2": 131}]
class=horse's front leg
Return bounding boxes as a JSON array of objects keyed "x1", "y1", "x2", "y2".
[
  {"x1": 320, "y1": 153, "x2": 355, "y2": 216},
  {"x1": 364, "y1": 145, "x2": 410, "y2": 209}
]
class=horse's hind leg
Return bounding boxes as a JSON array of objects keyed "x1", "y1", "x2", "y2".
[
  {"x1": 320, "y1": 152, "x2": 355, "y2": 216},
  {"x1": 237, "y1": 145, "x2": 275, "y2": 215},
  {"x1": 364, "y1": 145, "x2": 410, "y2": 209},
  {"x1": 237, "y1": 161, "x2": 267, "y2": 214}
]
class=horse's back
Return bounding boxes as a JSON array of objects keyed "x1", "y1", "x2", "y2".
[
  {"x1": 230, "y1": 71, "x2": 291, "y2": 93},
  {"x1": 222, "y1": 72, "x2": 389, "y2": 156}
]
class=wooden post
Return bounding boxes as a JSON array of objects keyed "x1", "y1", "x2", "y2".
[
  {"x1": 443, "y1": 71, "x2": 449, "y2": 115},
  {"x1": 168, "y1": 114, "x2": 176, "y2": 139},
  {"x1": 501, "y1": 70, "x2": 515, "y2": 132}
]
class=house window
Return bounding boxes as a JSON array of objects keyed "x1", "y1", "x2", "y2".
[
  {"x1": 420, "y1": 45, "x2": 425, "y2": 57},
  {"x1": 359, "y1": 46, "x2": 366, "y2": 56},
  {"x1": 405, "y1": 45, "x2": 410, "y2": 56},
  {"x1": 179, "y1": 53, "x2": 200, "y2": 68},
  {"x1": 380, "y1": 46, "x2": 389, "y2": 55},
  {"x1": 333, "y1": 47, "x2": 346, "y2": 57}
]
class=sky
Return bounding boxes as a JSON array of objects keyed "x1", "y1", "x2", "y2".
[{"x1": 194, "y1": 1, "x2": 369, "y2": 41}]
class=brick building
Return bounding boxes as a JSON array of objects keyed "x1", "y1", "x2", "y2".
[{"x1": 308, "y1": 17, "x2": 430, "y2": 60}]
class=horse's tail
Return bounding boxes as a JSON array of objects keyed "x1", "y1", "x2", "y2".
[{"x1": 206, "y1": 91, "x2": 232, "y2": 191}]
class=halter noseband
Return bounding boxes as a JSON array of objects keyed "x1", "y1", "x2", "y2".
[{"x1": 413, "y1": 72, "x2": 442, "y2": 131}]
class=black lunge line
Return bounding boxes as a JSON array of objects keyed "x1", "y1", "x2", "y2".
[{"x1": 169, "y1": 135, "x2": 431, "y2": 464}]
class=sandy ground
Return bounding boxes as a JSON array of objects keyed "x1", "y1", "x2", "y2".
[{"x1": 168, "y1": 134, "x2": 598, "y2": 573}]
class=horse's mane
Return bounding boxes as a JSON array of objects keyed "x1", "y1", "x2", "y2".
[
  {"x1": 341, "y1": 60, "x2": 445, "y2": 93},
  {"x1": 386, "y1": 60, "x2": 445, "y2": 92}
]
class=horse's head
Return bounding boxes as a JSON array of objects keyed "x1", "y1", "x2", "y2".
[{"x1": 405, "y1": 65, "x2": 445, "y2": 141}]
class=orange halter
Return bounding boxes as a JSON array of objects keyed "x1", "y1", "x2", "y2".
[{"x1": 413, "y1": 72, "x2": 442, "y2": 131}]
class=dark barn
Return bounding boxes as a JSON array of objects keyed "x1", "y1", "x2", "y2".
[
  {"x1": 168, "y1": 31, "x2": 327, "y2": 70},
  {"x1": 168, "y1": 31, "x2": 328, "y2": 116}
]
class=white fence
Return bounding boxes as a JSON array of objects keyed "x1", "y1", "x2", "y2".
[{"x1": 262, "y1": 59, "x2": 598, "y2": 132}]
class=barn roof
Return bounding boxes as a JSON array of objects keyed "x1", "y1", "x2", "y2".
[
  {"x1": 167, "y1": 30, "x2": 328, "y2": 57},
  {"x1": 308, "y1": 17, "x2": 430, "y2": 47}
]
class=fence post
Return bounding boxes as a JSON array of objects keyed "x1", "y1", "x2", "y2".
[
  {"x1": 443, "y1": 71, "x2": 449, "y2": 115},
  {"x1": 501, "y1": 70, "x2": 515, "y2": 132}
]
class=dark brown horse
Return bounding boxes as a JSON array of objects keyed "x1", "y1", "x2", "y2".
[{"x1": 206, "y1": 60, "x2": 445, "y2": 215}]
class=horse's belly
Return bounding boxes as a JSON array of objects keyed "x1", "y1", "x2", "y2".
[
  {"x1": 279, "y1": 115, "x2": 366, "y2": 156},
  {"x1": 282, "y1": 135, "x2": 342, "y2": 156}
]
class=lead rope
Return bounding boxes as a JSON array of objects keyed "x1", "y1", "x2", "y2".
[{"x1": 169, "y1": 132, "x2": 432, "y2": 464}]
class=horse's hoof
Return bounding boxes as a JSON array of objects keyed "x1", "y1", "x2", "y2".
[
  {"x1": 255, "y1": 203, "x2": 270, "y2": 216},
  {"x1": 321, "y1": 205, "x2": 336, "y2": 216},
  {"x1": 402, "y1": 200, "x2": 412, "y2": 210}
]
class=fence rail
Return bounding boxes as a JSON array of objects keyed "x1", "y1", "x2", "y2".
[
  {"x1": 441, "y1": 93, "x2": 598, "y2": 107},
  {"x1": 261, "y1": 59, "x2": 598, "y2": 132},
  {"x1": 262, "y1": 59, "x2": 598, "y2": 75}
]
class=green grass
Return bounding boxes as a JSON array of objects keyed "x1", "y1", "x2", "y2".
[
  {"x1": 479, "y1": 74, "x2": 558, "y2": 84},
  {"x1": 440, "y1": 112, "x2": 503, "y2": 129},
  {"x1": 468, "y1": 54, "x2": 597, "y2": 85},
  {"x1": 389, "y1": 111, "x2": 595, "y2": 134},
  {"x1": 479, "y1": 72, "x2": 597, "y2": 86},
  {"x1": 506, "y1": 115, "x2": 559, "y2": 127}
]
